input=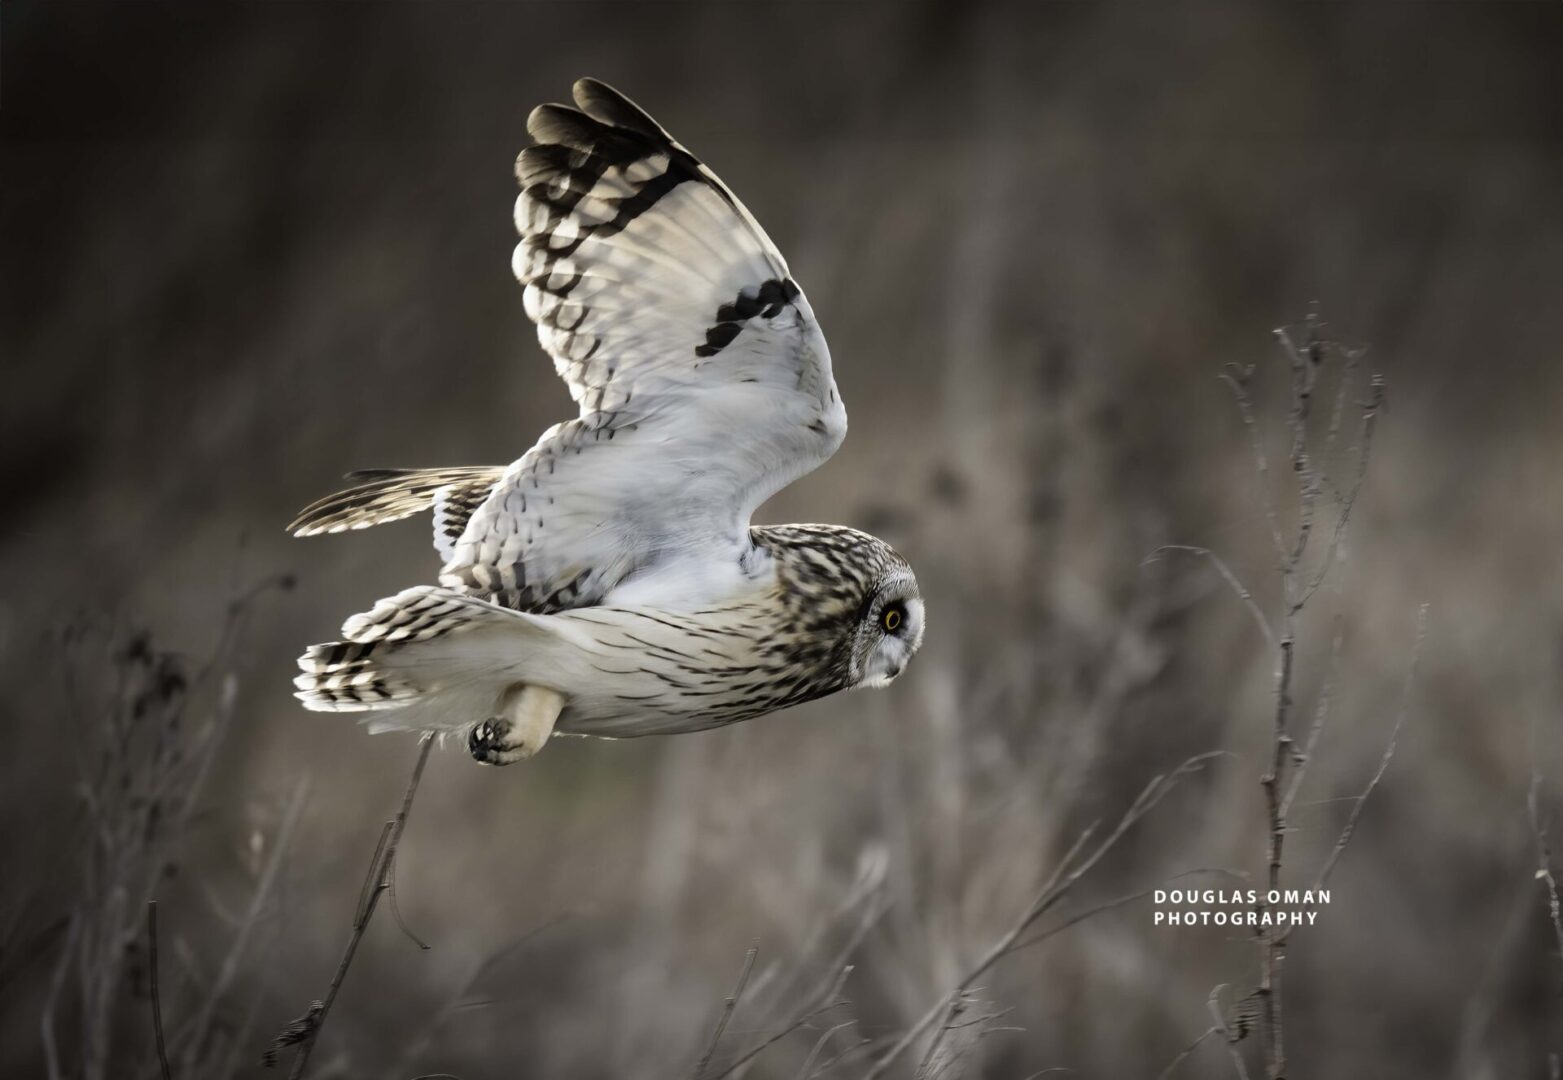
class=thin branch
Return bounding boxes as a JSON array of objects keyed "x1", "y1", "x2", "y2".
[
  {"x1": 808, "y1": 1034, "x2": 883, "y2": 1079},
  {"x1": 392, "y1": 916, "x2": 571, "y2": 1076},
  {"x1": 1219, "y1": 363, "x2": 1288, "y2": 565},
  {"x1": 1144, "y1": 546, "x2": 1276, "y2": 651},
  {"x1": 388, "y1": 849, "x2": 432, "y2": 952},
  {"x1": 182, "y1": 778, "x2": 309, "y2": 1069},
  {"x1": 279, "y1": 733, "x2": 435, "y2": 1079},
  {"x1": 1279, "y1": 620, "x2": 1344, "y2": 821},
  {"x1": 865, "y1": 753, "x2": 1225, "y2": 1080},
  {"x1": 718, "y1": 1003, "x2": 850, "y2": 1080},
  {"x1": 1155, "y1": 1026, "x2": 1218, "y2": 1080},
  {"x1": 1255, "y1": 627, "x2": 1295, "y2": 1080},
  {"x1": 1528, "y1": 773, "x2": 1563, "y2": 993},
  {"x1": 42, "y1": 913, "x2": 78, "y2": 1080},
  {"x1": 795, "y1": 1021, "x2": 858, "y2": 1080},
  {"x1": 708, "y1": 966, "x2": 853, "y2": 1080},
  {"x1": 1008, "y1": 867, "x2": 1247, "y2": 955},
  {"x1": 147, "y1": 903, "x2": 172, "y2": 1080},
  {"x1": 1290, "y1": 376, "x2": 1386, "y2": 615},
  {"x1": 1303, "y1": 604, "x2": 1427, "y2": 902},
  {"x1": 1206, "y1": 986, "x2": 1253, "y2": 1080},
  {"x1": 1273, "y1": 321, "x2": 1323, "y2": 580},
  {"x1": 911, "y1": 994, "x2": 963, "y2": 1080},
  {"x1": 693, "y1": 945, "x2": 758, "y2": 1080}
]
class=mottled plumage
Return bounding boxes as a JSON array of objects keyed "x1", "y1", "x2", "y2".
[{"x1": 290, "y1": 79, "x2": 924, "y2": 760}]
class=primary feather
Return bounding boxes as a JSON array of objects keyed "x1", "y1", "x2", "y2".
[{"x1": 288, "y1": 466, "x2": 505, "y2": 561}]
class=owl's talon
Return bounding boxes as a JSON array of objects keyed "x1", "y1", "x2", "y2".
[
  {"x1": 467, "y1": 684, "x2": 566, "y2": 766},
  {"x1": 468, "y1": 718, "x2": 521, "y2": 765}
]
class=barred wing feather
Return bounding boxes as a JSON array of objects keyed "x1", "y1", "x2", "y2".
[{"x1": 442, "y1": 79, "x2": 846, "y2": 613}]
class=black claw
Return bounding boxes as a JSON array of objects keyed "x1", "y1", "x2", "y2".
[{"x1": 468, "y1": 717, "x2": 512, "y2": 764}]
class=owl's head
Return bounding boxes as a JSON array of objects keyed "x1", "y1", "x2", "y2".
[
  {"x1": 849, "y1": 568, "x2": 925, "y2": 689},
  {"x1": 753, "y1": 523, "x2": 926, "y2": 694}
]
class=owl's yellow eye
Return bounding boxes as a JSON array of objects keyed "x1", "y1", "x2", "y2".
[{"x1": 882, "y1": 605, "x2": 904, "y2": 633}]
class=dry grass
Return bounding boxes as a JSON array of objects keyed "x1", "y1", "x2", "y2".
[{"x1": 5, "y1": 5, "x2": 1563, "y2": 1077}]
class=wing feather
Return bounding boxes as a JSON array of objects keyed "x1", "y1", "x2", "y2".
[
  {"x1": 443, "y1": 79, "x2": 846, "y2": 613},
  {"x1": 290, "y1": 466, "x2": 505, "y2": 543}
]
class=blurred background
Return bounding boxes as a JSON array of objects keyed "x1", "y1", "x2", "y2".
[{"x1": 4, "y1": 2, "x2": 1563, "y2": 1077}]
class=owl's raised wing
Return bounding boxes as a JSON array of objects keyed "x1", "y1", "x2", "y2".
[{"x1": 441, "y1": 79, "x2": 846, "y2": 613}]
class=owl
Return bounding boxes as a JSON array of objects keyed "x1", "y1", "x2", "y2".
[{"x1": 289, "y1": 79, "x2": 924, "y2": 764}]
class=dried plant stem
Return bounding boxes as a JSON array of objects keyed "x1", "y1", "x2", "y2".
[
  {"x1": 1257, "y1": 627, "x2": 1293, "y2": 1079},
  {"x1": 1008, "y1": 867, "x2": 1245, "y2": 955},
  {"x1": 282, "y1": 733, "x2": 434, "y2": 1080},
  {"x1": 42, "y1": 914, "x2": 78, "y2": 1080},
  {"x1": 148, "y1": 902, "x2": 172, "y2": 1080},
  {"x1": 1155, "y1": 1026, "x2": 1218, "y2": 1080},
  {"x1": 1529, "y1": 774, "x2": 1563, "y2": 994},
  {"x1": 707, "y1": 965, "x2": 852, "y2": 1080},
  {"x1": 1145, "y1": 546, "x2": 1275, "y2": 650},
  {"x1": 180, "y1": 778, "x2": 308, "y2": 1072},
  {"x1": 693, "y1": 945, "x2": 758, "y2": 1080},
  {"x1": 1207, "y1": 986, "x2": 1253, "y2": 1080},
  {"x1": 1219, "y1": 363, "x2": 1288, "y2": 565},
  {"x1": 795, "y1": 1021, "x2": 858, "y2": 1080},
  {"x1": 1299, "y1": 605, "x2": 1427, "y2": 906},
  {"x1": 1208, "y1": 315, "x2": 1390, "y2": 1080},
  {"x1": 1279, "y1": 620, "x2": 1344, "y2": 821},
  {"x1": 863, "y1": 752, "x2": 1223, "y2": 1080}
]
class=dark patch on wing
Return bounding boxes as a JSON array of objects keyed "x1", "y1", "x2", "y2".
[{"x1": 695, "y1": 278, "x2": 801, "y2": 358}]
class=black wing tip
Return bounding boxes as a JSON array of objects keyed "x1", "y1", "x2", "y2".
[
  {"x1": 526, "y1": 101, "x2": 582, "y2": 143},
  {"x1": 526, "y1": 79, "x2": 668, "y2": 148},
  {"x1": 571, "y1": 77, "x2": 662, "y2": 135},
  {"x1": 572, "y1": 76, "x2": 613, "y2": 103}
]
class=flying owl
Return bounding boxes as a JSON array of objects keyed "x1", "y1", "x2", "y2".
[{"x1": 289, "y1": 79, "x2": 925, "y2": 764}]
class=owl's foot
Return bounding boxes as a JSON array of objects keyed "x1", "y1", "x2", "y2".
[{"x1": 468, "y1": 684, "x2": 566, "y2": 766}]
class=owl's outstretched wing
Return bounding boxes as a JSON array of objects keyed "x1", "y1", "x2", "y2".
[{"x1": 441, "y1": 79, "x2": 846, "y2": 613}]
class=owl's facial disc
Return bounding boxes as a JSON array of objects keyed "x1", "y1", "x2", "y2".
[{"x1": 853, "y1": 573, "x2": 924, "y2": 689}]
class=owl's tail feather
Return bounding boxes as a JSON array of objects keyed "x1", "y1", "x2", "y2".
[
  {"x1": 288, "y1": 466, "x2": 504, "y2": 538},
  {"x1": 295, "y1": 585, "x2": 565, "y2": 735}
]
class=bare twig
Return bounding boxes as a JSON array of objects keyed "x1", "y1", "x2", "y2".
[
  {"x1": 911, "y1": 994, "x2": 964, "y2": 1080},
  {"x1": 1273, "y1": 320, "x2": 1324, "y2": 578},
  {"x1": 1219, "y1": 363, "x2": 1288, "y2": 565},
  {"x1": 1206, "y1": 986, "x2": 1253, "y2": 1080},
  {"x1": 708, "y1": 965, "x2": 853, "y2": 1080},
  {"x1": 1155, "y1": 1026, "x2": 1218, "y2": 1080},
  {"x1": 808, "y1": 1033, "x2": 883, "y2": 1078},
  {"x1": 278, "y1": 733, "x2": 435, "y2": 1079},
  {"x1": 915, "y1": 994, "x2": 1015, "y2": 1079},
  {"x1": 1255, "y1": 630, "x2": 1294, "y2": 1079},
  {"x1": 42, "y1": 913, "x2": 78, "y2": 1080},
  {"x1": 1529, "y1": 773, "x2": 1563, "y2": 994},
  {"x1": 693, "y1": 945, "x2": 758, "y2": 1080},
  {"x1": 864, "y1": 752, "x2": 1225, "y2": 1079},
  {"x1": 1205, "y1": 316, "x2": 1389, "y2": 1080},
  {"x1": 1291, "y1": 376, "x2": 1386, "y2": 615},
  {"x1": 178, "y1": 778, "x2": 309, "y2": 1072},
  {"x1": 795, "y1": 1021, "x2": 858, "y2": 1080},
  {"x1": 1008, "y1": 867, "x2": 1247, "y2": 955},
  {"x1": 147, "y1": 903, "x2": 173, "y2": 1080},
  {"x1": 1279, "y1": 620, "x2": 1344, "y2": 821},
  {"x1": 392, "y1": 916, "x2": 571, "y2": 1076},
  {"x1": 1144, "y1": 546, "x2": 1276, "y2": 650},
  {"x1": 1303, "y1": 604, "x2": 1427, "y2": 902}
]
